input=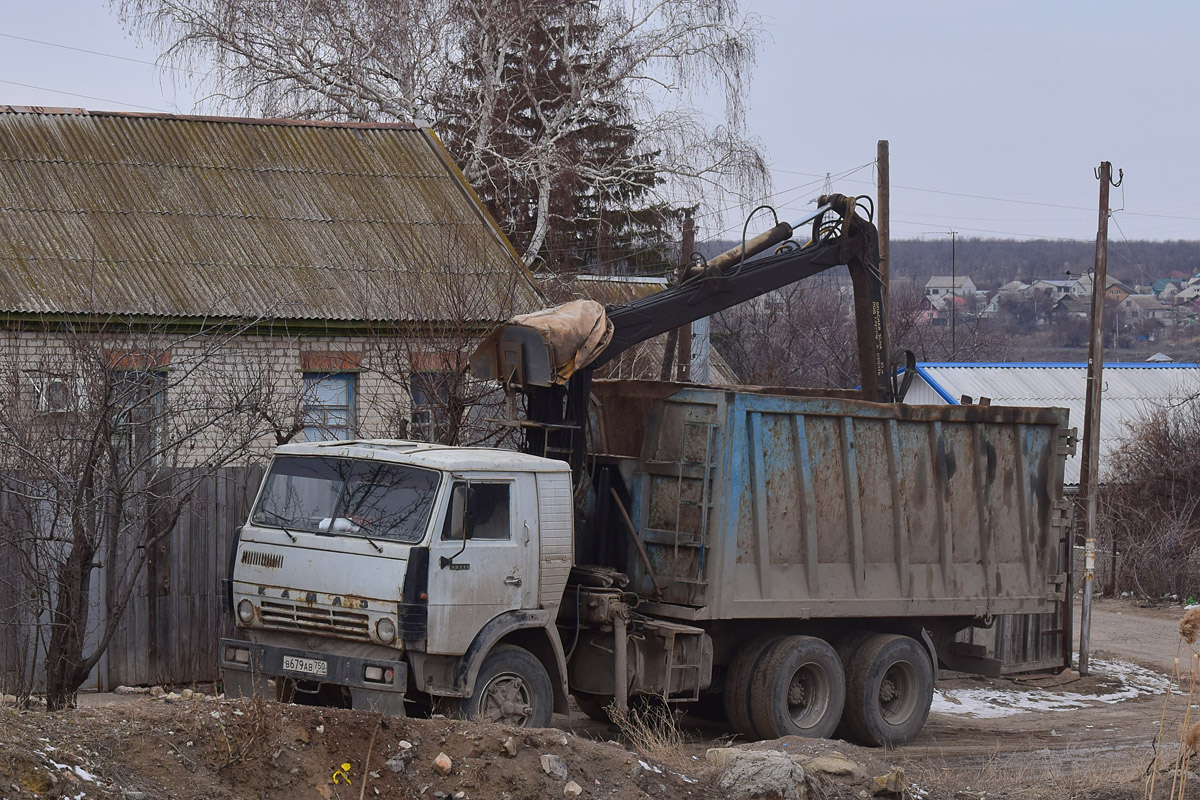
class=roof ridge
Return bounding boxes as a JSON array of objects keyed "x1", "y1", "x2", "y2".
[{"x1": 0, "y1": 106, "x2": 423, "y2": 131}]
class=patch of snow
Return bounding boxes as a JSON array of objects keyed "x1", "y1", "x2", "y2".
[
  {"x1": 637, "y1": 760, "x2": 664, "y2": 775},
  {"x1": 73, "y1": 765, "x2": 97, "y2": 782},
  {"x1": 932, "y1": 657, "x2": 1171, "y2": 719}
]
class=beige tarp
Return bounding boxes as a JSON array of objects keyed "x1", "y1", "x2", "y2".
[{"x1": 472, "y1": 299, "x2": 613, "y2": 385}]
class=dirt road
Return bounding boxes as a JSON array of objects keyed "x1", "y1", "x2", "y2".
[
  {"x1": 893, "y1": 597, "x2": 1191, "y2": 797},
  {"x1": 1080, "y1": 596, "x2": 1188, "y2": 674}
]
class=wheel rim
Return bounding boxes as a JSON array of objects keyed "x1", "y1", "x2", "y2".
[
  {"x1": 878, "y1": 660, "x2": 919, "y2": 725},
  {"x1": 478, "y1": 671, "x2": 534, "y2": 726},
  {"x1": 786, "y1": 662, "x2": 831, "y2": 729}
]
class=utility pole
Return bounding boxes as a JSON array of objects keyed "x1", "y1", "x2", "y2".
[
  {"x1": 1078, "y1": 161, "x2": 1121, "y2": 677},
  {"x1": 661, "y1": 212, "x2": 695, "y2": 381},
  {"x1": 950, "y1": 230, "x2": 958, "y2": 354},
  {"x1": 676, "y1": 214, "x2": 696, "y2": 381},
  {"x1": 878, "y1": 140, "x2": 890, "y2": 311}
]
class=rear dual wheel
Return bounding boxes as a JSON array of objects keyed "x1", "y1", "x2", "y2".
[
  {"x1": 839, "y1": 634, "x2": 933, "y2": 747},
  {"x1": 724, "y1": 635, "x2": 845, "y2": 740}
]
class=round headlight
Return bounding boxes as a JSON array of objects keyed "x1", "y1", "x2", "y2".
[
  {"x1": 376, "y1": 617, "x2": 396, "y2": 643},
  {"x1": 237, "y1": 599, "x2": 255, "y2": 624}
]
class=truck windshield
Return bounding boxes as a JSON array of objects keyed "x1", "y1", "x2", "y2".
[{"x1": 251, "y1": 456, "x2": 440, "y2": 544}]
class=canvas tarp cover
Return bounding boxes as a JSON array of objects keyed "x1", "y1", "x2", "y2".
[{"x1": 473, "y1": 299, "x2": 613, "y2": 385}]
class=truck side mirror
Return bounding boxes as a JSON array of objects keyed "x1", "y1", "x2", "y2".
[
  {"x1": 448, "y1": 482, "x2": 473, "y2": 541},
  {"x1": 441, "y1": 481, "x2": 472, "y2": 569}
]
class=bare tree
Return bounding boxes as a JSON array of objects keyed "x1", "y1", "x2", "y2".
[
  {"x1": 114, "y1": 0, "x2": 768, "y2": 268},
  {"x1": 354, "y1": 229, "x2": 534, "y2": 447},
  {"x1": 1098, "y1": 397, "x2": 1200, "y2": 599},
  {"x1": 714, "y1": 279, "x2": 1008, "y2": 390},
  {"x1": 0, "y1": 318, "x2": 275, "y2": 709},
  {"x1": 888, "y1": 282, "x2": 1008, "y2": 364}
]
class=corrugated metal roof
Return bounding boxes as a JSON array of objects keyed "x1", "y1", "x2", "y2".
[
  {"x1": 905, "y1": 362, "x2": 1200, "y2": 485},
  {"x1": 0, "y1": 108, "x2": 542, "y2": 322}
]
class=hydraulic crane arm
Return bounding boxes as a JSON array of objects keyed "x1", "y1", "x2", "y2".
[
  {"x1": 592, "y1": 194, "x2": 891, "y2": 402},
  {"x1": 469, "y1": 193, "x2": 900, "y2": 475}
]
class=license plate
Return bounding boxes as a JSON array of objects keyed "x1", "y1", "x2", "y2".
[{"x1": 282, "y1": 655, "x2": 328, "y2": 677}]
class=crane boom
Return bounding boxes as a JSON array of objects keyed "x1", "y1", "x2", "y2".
[{"x1": 469, "y1": 193, "x2": 896, "y2": 474}]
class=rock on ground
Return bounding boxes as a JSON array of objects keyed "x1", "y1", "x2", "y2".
[{"x1": 714, "y1": 749, "x2": 807, "y2": 800}]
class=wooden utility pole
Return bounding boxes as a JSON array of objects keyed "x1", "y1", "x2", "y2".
[
  {"x1": 949, "y1": 230, "x2": 958, "y2": 354},
  {"x1": 676, "y1": 214, "x2": 696, "y2": 381},
  {"x1": 1078, "y1": 161, "x2": 1120, "y2": 677},
  {"x1": 660, "y1": 212, "x2": 695, "y2": 381},
  {"x1": 877, "y1": 140, "x2": 890, "y2": 309}
]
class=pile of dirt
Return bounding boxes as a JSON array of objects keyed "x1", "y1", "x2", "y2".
[
  {"x1": 0, "y1": 696, "x2": 724, "y2": 800},
  {"x1": 0, "y1": 692, "x2": 949, "y2": 800}
]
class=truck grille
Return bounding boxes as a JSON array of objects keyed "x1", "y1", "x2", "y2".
[
  {"x1": 241, "y1": 550, "x2": 284, "y2": 569},
  {"x1": 259, "y1": 599, "x2": 370, "y2": 640}
]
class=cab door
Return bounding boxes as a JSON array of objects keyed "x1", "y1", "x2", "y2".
[{"x1": 426, "y1": 473, "x2": 537, "y2": 655}]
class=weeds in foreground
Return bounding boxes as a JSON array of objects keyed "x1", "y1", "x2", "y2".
[
  {"x1": 608, "y1": 699, "x2": 684, "y2": 756},
  {"x1": 206, "y1": 691, "x2": 285, "y2": 771},
  {"x1": 607, "y1": 699, "x2": 709, "y2": 778},
  {"x1": 1146, "y1": 607, "x2": 1200, "y2": 799}
]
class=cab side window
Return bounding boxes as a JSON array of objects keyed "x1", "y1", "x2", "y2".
[{"x1": 442, "y1": 482, "x2": 512, "y2": 541}]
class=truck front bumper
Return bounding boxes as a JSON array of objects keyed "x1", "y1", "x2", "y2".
[{"x1": 219, "y1": 637, "x2": 408, "y2": 716}]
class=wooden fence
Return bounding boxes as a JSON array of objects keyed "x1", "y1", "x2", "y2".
[{"x1": 0, "y1": 466, "x2": 262, "y2": 692}]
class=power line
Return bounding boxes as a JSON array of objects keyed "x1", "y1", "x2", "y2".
[
  {"x1": 0, "y1": 32, "x2": 210, "y2": 78},
  {"x1": 779, "y1": 167, "x2": 1200, "y2": 226},
  {"x1": 890, "y1": 217, "x2": 1089, "y2": 242},
  {"x1": 0, "y1": 79, "x2": 166, "y2": 112}
]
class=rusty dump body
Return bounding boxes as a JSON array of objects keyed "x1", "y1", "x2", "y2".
[{"x1": 589, "y1": 380, "x2": 1072, "y2": 627}]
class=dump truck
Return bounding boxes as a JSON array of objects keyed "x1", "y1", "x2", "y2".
[{"x1": 220, "y1": 196, "x2": 1071, "y2": 746}]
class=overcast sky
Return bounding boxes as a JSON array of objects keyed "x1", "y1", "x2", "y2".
[{"x1": 2, "y1": 0, "x2": 1197, "y2": 245}]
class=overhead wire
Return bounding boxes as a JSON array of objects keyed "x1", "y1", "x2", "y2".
[
  {"x1": 0, "y1": 32, "x2": 213, "y2": 79},
  {"x1": 0, "y1": 79, "x2": 167, "y2": 113}
]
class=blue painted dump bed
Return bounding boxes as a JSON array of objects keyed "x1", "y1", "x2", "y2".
[{"x1": 592, "y1": 382, "x2": 1072, "y2": 623}]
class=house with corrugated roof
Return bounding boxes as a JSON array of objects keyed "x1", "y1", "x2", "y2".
[
  {"x1": 0, "y1": 107, "x2": 544, "y2": 451},
  {"x1": 923, "y1": 275, "x2": 977, "y2": 300},
  {"x1": 0, "y1": 108, "x2": 549, "y2": 694}
]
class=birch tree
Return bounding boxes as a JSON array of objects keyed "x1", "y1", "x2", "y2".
[{"x1": 115, "y1": 0, "x2": 768, "y2": 269}]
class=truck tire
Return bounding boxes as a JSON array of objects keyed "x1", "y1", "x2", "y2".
[
  {"x1": 832, "y1": 630, "x2": 875, "y2": 740},
  {"x1": 749, "y1": 635, "x2": 845, "y2": 740},
  {"x1": 456, "y1": 645, "x2": 553, "y2": 728},
  {"x1": 723, "y1": 635, "x2": 783, "y2": 739},
  {"x1": 841, "y1": 634, "x2": 933, "y2": 747}
]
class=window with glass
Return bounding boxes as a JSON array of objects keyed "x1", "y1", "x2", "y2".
[
  {"x1": 108, "y1": 370, "x2": 167, "y2": 465},
  {"x1": 441, "y1": 482, "x2": 511, "y2": 541},
  {"x1": 409, "y1": 371, "x2": 453, "y2": 442},
  {"x1": 252, "y1": 456, "x2": 440, "y2": 544},
  {"x1": 302, "y1": 373, "x2": 355, "y2": 441}
]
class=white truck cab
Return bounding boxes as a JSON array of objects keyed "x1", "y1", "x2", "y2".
[{"x1": 220, "y1": 439, "x2": 574, "y2": 725}]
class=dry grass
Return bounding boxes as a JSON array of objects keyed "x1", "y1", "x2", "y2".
[
  {"x1": 1180, "y1": 609, "x2": 1200, "y2": 646},
  {"x1": 607, "y1": 699, "x2": 706, "y2": 778},
  {"x1": 203, "y1": 691, "x2": 286, "y2": 771},
  {"x1": 1143, "y1": 613, "x2": 1200, "y2": 800}
]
